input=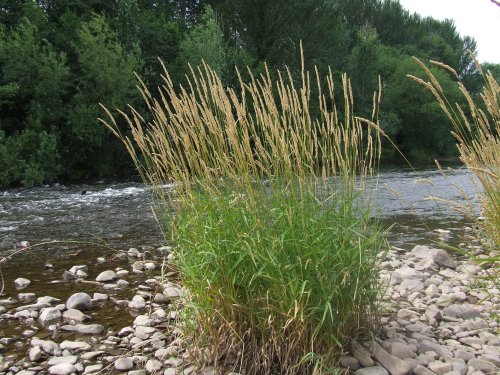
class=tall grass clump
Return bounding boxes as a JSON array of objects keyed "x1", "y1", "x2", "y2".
[
  {"x1": 102, "y1": 55, "x2": 386, "y2": 374},
  {"x1": 410, "y1": 57, "x2": 499, "y2": 252}
]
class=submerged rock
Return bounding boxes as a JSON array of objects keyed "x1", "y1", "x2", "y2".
[{"x1": 15, "y1": 277, "x2": 31, "y2": 289}]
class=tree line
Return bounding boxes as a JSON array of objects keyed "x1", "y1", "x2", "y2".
[{"x1": 1, "y1": 0, "x2": 499, "y2": 187}]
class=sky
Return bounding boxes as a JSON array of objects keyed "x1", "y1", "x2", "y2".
[{"x1": 397, "y1": 0, "x2": 500, "y2": 63}]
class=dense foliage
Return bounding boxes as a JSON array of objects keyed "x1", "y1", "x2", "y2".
[{"x1": 1, "y1": 0, "x2": 499, "y2": 186}]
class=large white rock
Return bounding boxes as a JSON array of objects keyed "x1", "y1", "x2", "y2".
[
  {"x1": 59, "y1": 340, "x2": 91, "y2": 352},
  {"x1": 48, "y1": 363, "x2": 76, "y2": 375},
  {"x1": 95, "y1": 270, "x2": 118, "y2": 282},
  {"x1": 66, "y1": 292, "x2": 92, "y2": 310},
  {"x1": 38, "y1": 307, "x2": 61, "y2": 325},
  {"x1": 114, "y1": 357, "x2": 134, "y2": 371},
  {"x1": 14, "y1": 278, "x2": 31, "y2": 289},
  {"x1": 411, "y1": 245, "x2": 457, "y2": 268}
]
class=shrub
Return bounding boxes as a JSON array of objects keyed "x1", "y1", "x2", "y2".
[{"x1": 102, "y1": 57, "x2": 386, "y2": 374}]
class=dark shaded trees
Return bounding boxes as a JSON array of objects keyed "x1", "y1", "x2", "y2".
[{"x1": 0, "y1": 0, "x2": 493, "y2": 186}]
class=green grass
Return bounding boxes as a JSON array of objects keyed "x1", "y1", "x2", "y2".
[
  {"x1": 172, "y1": 180, "x2": 383, "y2": 373},
  {"x1": 102, "y1": 50, "x2": 386, "y2": 374}
]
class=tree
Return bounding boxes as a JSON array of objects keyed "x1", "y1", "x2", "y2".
[
  {"x1": 66, "y1": 14, "x2": 142, "y2": 177},
  {"x1": 383, "y1": 57, "x2": 462, "y2": 160},
  {"x1": 0, "y1": 19, "x2": 69, "y2": 186},
  {"x1": 177, "y1": 6, "x2": 227, "y2": 78},
  {"x1": 347, "y1": 24, "x2": 381, "y2": 115}
]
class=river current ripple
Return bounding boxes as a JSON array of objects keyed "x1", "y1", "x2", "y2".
[{"x1": 0, "y1": 165, "x2": 481, "y2": 253}]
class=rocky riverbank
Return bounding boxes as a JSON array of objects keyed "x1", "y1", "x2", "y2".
[{"x1": 0, "y1": 240, "x2": 498, "y2": 375}]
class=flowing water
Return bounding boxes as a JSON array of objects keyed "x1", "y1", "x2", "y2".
[
  {"x1": 0, "y1": 164, "x2": 482, "y2": 356},
  {"x1": 0, "y1": 165, "x2": 481, "y2": 254}
]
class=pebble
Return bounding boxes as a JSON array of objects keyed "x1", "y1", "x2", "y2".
[
  {"x1": 59, "y1": 340, "x2": 91, "y2": 352},
  {"x1": 66, "y1": 292, "x2": 92, "y2": 310},
  {"x1": 145, "y1": 359, "x2": 162, "y2": 373},
  {"x1": 63, "y1": 308, "x2": 86, "y2": 323},
  {"x1": 48, "y1": 363, "x2": 77, "y2": 375},
  {"x1": 29, "y1": 346, "x2": 42, "y2": 361},
  {"x1": 83, "y1": 364, "x2": 103, "y2": 374},
  {"x1": 38, "y1": 307, "x2": 62, "y2": 325},
  {"x1": 115, "y1": 357, "x2": 134, "y2": 371},
  {"x1": 354, "y1": 367, "x2": 390, "y2": 375},
  {"x1": 96, "y1": 270, "x2": 118, "y2": 282},
  {"x1": 47, "y1": 356, "x2": 78, "y2": 365},
  {"x1": 14, "y1": 277, "x2": 31, "y2": 289}
]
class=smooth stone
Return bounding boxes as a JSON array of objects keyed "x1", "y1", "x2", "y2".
[
  {"x1": 117, "y1": 279, "x2": 129, "y2": 287},
  {"x1": 163, "y1": 286, "x2": 181, "y2": 299},
  {"x1": 144, "y1": 262, "x2": 156, "y2": 271},
  {"x1": 18, "y1": 293, "x2": 36, "y2": 301},
  {"x1": 350, "y1": 340, "x2": 375, "y2": 367},
  {"x1": 411, "y1": 245, "x2": 457, "y2": 268},
  {"x1": 145, "y1": 359, "x2": 162, "y2": 373},
  {"x1": 96, "y1": 270, "x2": 118, "y2": 282},
  {"x1": 478, "y1": 354, "x2": 500, "y2": 367},
  {"x1": 38, "y1": 307, "x2": 62, "y2": 325},
  {"x1": 81, "y1": 351, "x2": 105, "y2": 360},
  {"x1": 425, "y1": 306, "x2": 443, "y2": 322},
  {"x1": 393, "y1": 267, "x2": 424, "y2": 282},
  {"x1": 15, "y1": 278, "x2": 31, "y2": 289},
  {"x1": 63, "y1": 309, "x2": 86, "y2": 323},
  {"x1": 367, "y1": 341, "x2": 411, "y2": 375},
  {"x1": 66, "y1": 293, "x2": 92, "y2": 311},
  {"x1": 29, "y1": 346, "x2": 42, "y2": 361},
  {"x1": 340, "y1": 356, "x2": 361, "y2": 370},
  {"x1": 455, "y1": 349, "x2": 476, "y2": 362},
  {"x1": 135, "y1": 326, "x2": 156, "y2": 340},
  {"x1": 84, "y1": 364, "x2": 103, "y2": 374},
  {"x1": 163, "y1": 369, "x2": 178, "y2": 375},
  {"x1": 47, "y1": 356, "x2": 78, "y2": 365},
  {"x1": 128, "y1": 371, "x2": 146, "y2": 375},
  {"x1": 413, "y1": 364, "x2": 437, "y2": 375},
  {"x1": 387, "y1": 342, "x2": 417, "y2": 359},
  {"x1": 128, "y1": 300, "x2": 146, "y2": 310},
  {"x1": 69, "y1": 265, "x2": 88, "y2": 274},
  {"x1": 118, "y1": 326, "x2": 135, "y2": 336},
  {"x1": 153, "y1": 294, "x2": 169, "y2": 304},
  {"x1": 74, "y1": 324, "x2": 105, "y2": 334},
  {"x1": 93, "y1": 293, "x2": 108, "y2": 302},
  {"x1": 400, "y1": 279, "x2": 425, "y2": 292},
  {"x1": 428, "y1": 361, "x2": 453, "y2": 375},
  {"x1": 37, "y1": 296, "x2": 60, "y2": 305},
  {"x1": 59, "y1": 340, "x2": 91, "y2": 352},
  {"x1": 354, "y1": 367, "x2": 390, "y2": 375},
  {"x1": 467, "y1": 359, "x2": 497, "y2": 374},
  {"x1": 31, "y1": 338, "x2": 59, "y2": 354},
  {"x1": 419, "y1": 341, "x2": 454, "y2": 359},
  {"x1": 443, "y1": 304, "x2": 480, "y2": 320},
  {"x1": 48, "y1": 364, "x2": 76, "y2": 375},
  {"x1": 134, "y1": 315, "x2": 154, "y2": 327},
  {"x1": 115, "y1": 357, "x2": 134, "y2": 371},
  {"x1": 116, "y1": 270, "x2": 129, "y2": 277},
  {"x1": 458, "y1": 337, "x2": 484, "y2": 350}
]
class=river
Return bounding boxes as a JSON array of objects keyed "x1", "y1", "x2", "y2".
[
  {"x1": 0, "y1": 164, "x2": 481, "y2": 255},
  {"x1": 0, "y1": 164, "x2": 483, "y2": 357}
]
